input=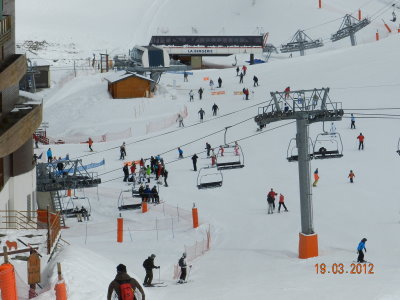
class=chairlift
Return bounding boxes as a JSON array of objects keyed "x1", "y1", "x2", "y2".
[
  {"x1": 396, "y1": 138, "x2": 400, "y2": 155},
  {"x1": 216, "y1": 127, "x2": 245, "y2": 170},
  {"x1": 118, "y1": 188, "x2": 142, "y2": 210},
  {"x1": 286, "y1": 137, "x2": 314, "y2": 162},
  {"x1": 62, "y1": 194, "x2": 92, "y2": 217},
  {"x1": 391, "y1": 5, "x2": 397, "y2": 22},
  {"x1": 197, "y1": 167, "x2": 223, "y2": 189},
  {"x1": 313, "y1": 132, "x2": 344, "y2": 159}
]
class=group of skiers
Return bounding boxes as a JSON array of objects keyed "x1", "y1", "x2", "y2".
[
  {"x1": 266, "y1": 188, "x2": 288, "y2": 214},
  {"x1": 74, "y1": 206, "x2": 89, "y2": 222},
  {"x1": 312, "y1": 168, "x2": 357, "y2": 187},
  {"x1": 188, "y1": 88, "x2": 204, "y2": 102},
  {"x1": 138, "y1": 184, "x2": 160, "y2": 204},
  {"x1": 107, "y1": 252, "x2": 192, "y2": 299},
  {"x1": 123, "y1": 156, "x2": 168, "y2": 187}
]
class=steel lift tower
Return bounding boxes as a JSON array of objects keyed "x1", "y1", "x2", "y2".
[
  {"x1": 280, "y1": 30, "x2": 323, "y2": 56},
  {"x1": 331, "y1": 14, "x2": 370, "y2": 46},
  {"x1": 255, "y1": 88, "x2": 344, "y2": 258}
]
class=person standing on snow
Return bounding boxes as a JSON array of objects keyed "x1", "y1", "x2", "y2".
[
  {"x1": 212, "y1": 103, "x2": 219, "y2": 116},
  {"x1": 178, "y1": 147, "x2": 183, "y2": 159},
  {"x1": 253, "y1": 75, "x2": 259, "y2": 87},
  {"x1": 267, "y1": 188, "x2": 277, "y2": 214},
  {"x1": 278, "y1": 193, "x2": 288, "y2": 213},
  {"x1": 357, "y1": 133, "x2": 365, "y2": 150},
  {"x1": 348, "y1": 170, "x2": 355, "y2": 183},
  {"x1": 107, "y1": 264, "x2": 145, "y2": 300},
  {"x1": 209, "y1": 79, "x2": 215, "y2": 90},
  {"x1": 198, "y1": 87, "x2": 204, "y2": 100},
  {"x1": 178, "y1": 253, "x2": 191, "y2": 284},
  {"x1": 143, "y1": 254, "x2": 160, "y2": 286},
  {"x1": 183, "y1": 71, "x2": 188, "y2": 82},
  {"x1": 217, "y1": 77, "x2": 222, "y2": 88},
  {"x1": 239, "y1": 72, "x2": 244, "y2": 84},
  {"x1": 313, "y1": 168, "x2": 319, "y2": 187},
  {"x1": 120, "y1": 142, "x2": 127, "y2": 160},
  {"x1": 123, "y1": 164, "x2": 129, "y2": 182},
  {"x1": 242, "y1": 65, "x2": 247, "y2": 76},
  {"x1": 189, "y1": 90, "x2": 194, "y2": 102},
  {"x1": 163, "y1": 169, "x2": 168, "y2": 187},
  {"x1": 191, "y1": 154, "x2": 198, "y2": 171},
  {"x1": 205, "y1": 142, "x2": 212, "y2": 157},
  {"x1": 198, "y1": 108, "x2": 205, "y2": 122},
  {"x1": 350, "y1": 114, "x2": 356, "y2": 129},
  {"x1": 176, "y1": 114, "x2": 184, "y2": 127},
  {"x1": 357, "y1": 238, "x2": 367, "y2": 263},
  {"x1": 47, "y1": 148, "x2": 53, "y2": 163},
  {"x1": 236, "y1": 66, "x2": 240, "y2": 76}
]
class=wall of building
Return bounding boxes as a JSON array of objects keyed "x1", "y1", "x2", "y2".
[{"x1": 113, "y1": 77, "x2": 150, "y2": 99}]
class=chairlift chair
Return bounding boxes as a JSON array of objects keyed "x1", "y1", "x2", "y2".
[
  {"x1": 286, "y1": 138, "x2": 314, "y2": 162},
  {"x1": 118, "y1": 188, "x2": 142, "y2": 210},
  {"x1": 197, "y1": 167, "x2": 223, "y2": 189},
  {"x1": 216, "y1": 143, "x2": 245, "y2": 170},
  {"x1": 62, "y1": 195, "x2": 92, "y2": 217},
  {"x1": 313, "y1": 132, "x2": 344, "y2": 159}
]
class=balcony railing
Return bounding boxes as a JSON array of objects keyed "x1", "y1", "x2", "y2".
[
  {"x1": 0, "y1": 15, "x2": 12, "y2": 45},
  {"x1": 0, "y1": 54, "x2": 27, "y2": 91},
  {"x1": 0, "y1": 97, "x2": 43, "y2": 157}
]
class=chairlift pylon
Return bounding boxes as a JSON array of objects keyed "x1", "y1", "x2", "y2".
[
  {"x1": 313, "y1": 132, "x2": 344, "y2": 159},
  {"x1": 197, "y1": 166, "x2": 223, "y2": 189}
]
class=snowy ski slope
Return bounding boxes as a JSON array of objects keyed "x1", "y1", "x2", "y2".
[{"x1": 13, "y1": 0, "x2": 400, "y2": 299}]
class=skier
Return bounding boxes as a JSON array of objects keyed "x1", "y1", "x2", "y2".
[
  {"x1": 192, "y1": 154, "x2": 198, "y2": 171},
  {"x1": 268, "y1": 189, "x2": 278, "y2": 210},
  {"x1": 348, "y1": 170, "x2": 355, "y2": 183},
  {"x1": 219, "y1": 146, "x2": 224, "y2": 156},
  {"x1": 217, "y1": 77, "x2": 222, "y2": 88},
  {"x1": 88, "y1": 137, "x2": 93, "y2": 152},
  {"x1": 284, "y1": 86, "x2": 291, "y2": 99},
  {"x1": 212, "y1": 103, "x2": 219, "y2": 116},
  {"x1": 243, "y1": 88, "x2": 249, "y2": 100},
  {"x1": 143, "y1": 254, "x2": 160, "y2": 287},
  {"x1": 198, "y1": 108, "x2": 205, "y2": 123},
  {"x1": 242, "y1": 65, "x2": 247, "y2": 76},
  {"x1": 189, "y1": 90, "x2": 194, "y2": 102},
  {"x1": 33, "y1": 134, "x2": 39, "y2": 149},
  {"x1": 107, "y1": 264, "x2": 146, "y2": 300},
  {"x1": 163, "y1": 169, "x2": 168, "y2": 187},
  {"x1": 211, "y1": 150, "x2": 217, "y2": 166},
  {"x1": 151, "y1": 186, "x2": 159, "y2": 204},
  {"x1": 120, "y1": 142, "x2": 127, "y2": 160},
  {"x1": 198, "y1": 87, "x2": 204, "y2": 100},
  {"x1": 205, "y1": 142, "x2": 212, "y2": 157},
  {"x1": 234, "y1": 141, "x2": 240, "y2": 156},
  {"x1": 236, "y1": 66, "x2": 239, "y2": 76},
  {"x1": 239, "y1": 72, "x2": 244, "y2": 84},
  {"x1": 80, "y1": 206, "x2": 89, "y2": 221},
  {"x1": 183, "y1": 71, "x2": 188, "y2": 82},
  {"x1": 330, "y1": 122, "x2": 336, "y2": 135},
  {"x1": 209, "y1": 79, "x2": 215, "y2": 90},
  {"x1": 357, "y1": 133, "x2": 365, "y2": 150},
  {"x1": 253, "y1": 75, "x2": 259, "y2": 87},
  {"x1": 123, "y1": 164, "x2": 129, "y2": 182},
  {"x1": 178, "y1": 147, "x2": 183, "y2": 159},
  {"x1": 278, "y1": 193, "x2": 288, "y2": 213},
  {"x1": 357, "y1": 238, "x2": 367, "y2": 263},
  {"x1": 176, "y1": 114, "x2": 184, "y2": 127},
  {"x1": 178, "y1": 253, "x2": 191, "y2": 284},
  {"x1": 47, "y1": 148, "x2": 53, "y2": 163},
  {"x1": 351, "y1": 114, "x2": 356, "y2": 129},
  {"x1": 313, "y1": 168, "x2": 319, "y2": 187}
]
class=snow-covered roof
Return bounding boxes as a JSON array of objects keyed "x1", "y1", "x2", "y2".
[
  {"x1": 105, "y1": 71, "x2": 155, "y2": 83},
  {"x1": 30, "y1": 58, "x2": 51, "y2": 67}
]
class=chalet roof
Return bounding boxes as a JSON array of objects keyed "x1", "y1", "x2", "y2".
[{"x1": 105, "y1": 71, "x2": 155, "y2": 84}]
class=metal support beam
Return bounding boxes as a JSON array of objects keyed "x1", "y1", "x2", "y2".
[
  {"x1": 349, "y1": 31, "x2": 356, "y2": 46},
  {"x1": 296, "y1": 117, "x2": 314, "y2": 235}
]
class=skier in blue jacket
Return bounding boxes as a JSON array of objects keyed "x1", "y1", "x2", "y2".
[
  {"x1": 46, "y1": 148, "x2": 53, "y2": 163},
  {"x1": 357, "y1": 238, "x2": 367, "y2": 263}
]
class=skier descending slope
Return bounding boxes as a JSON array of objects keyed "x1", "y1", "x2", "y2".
[{"x1": 357, "y1": 238, "x2": 368, "y2": 263}]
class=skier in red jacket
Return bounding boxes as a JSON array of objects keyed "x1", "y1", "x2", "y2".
[
  {"x1": 267, "y1": 188, "x2": 278, "y2": 213},
  {"x1": 357, "y1": 133, "x2": 364, "y2": 150}
]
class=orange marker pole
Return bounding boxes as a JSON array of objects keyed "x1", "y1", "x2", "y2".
[
  {"x1": 192, "y1": 204, "x2": 199, "y2": 228},
  {"x1": 398, "y1": 25, "x2": 400, "y2": 33},
  {"x1": 376, "y1": 30, "x2": 380, "y2": 41},
  {"x1": 142, "y1": 202, "x2": 148, "y2": 213},
  {"x1": 384, "y1": 22, "x2": 392, "y2": 33},
  {"x1": 0, "y1": 262, "x2": 18, "y2": 300},
  {"x1": 117, "y1": 215, "x2": 123, "y2": 243},
  {"x1": 299, "y1": 233, "x2": 318, "y2": 259},
  {"x1": 55, "y1": 263, "x2": 67, "y2": 300},
  {"x1": 67, "y1": 189, "x2": 72, "y2": 197},
  {"x1": 318, "y1": 0, "x2": 322, "y2": 9},
  {"x1": 358, "y1": 9, "x2": 362, "y2": 21}
]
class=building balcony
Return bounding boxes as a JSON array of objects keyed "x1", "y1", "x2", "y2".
[
  {"x1": 0, "y1": 54, "x2": 27, "y2": 91},
  {"x1": 0, "y1": 97, "x2": 42, "y2": 157},
  {"x1": 0, "y1": 15, "x2": 12, "y2": 45}
]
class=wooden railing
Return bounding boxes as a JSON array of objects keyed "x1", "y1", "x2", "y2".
[
  {"x1": 0, "y1": 210, "x2": 39, "y2": 230},
  {"x1": 46, "y1": 211, "x2": 61, "y2": 255}
]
